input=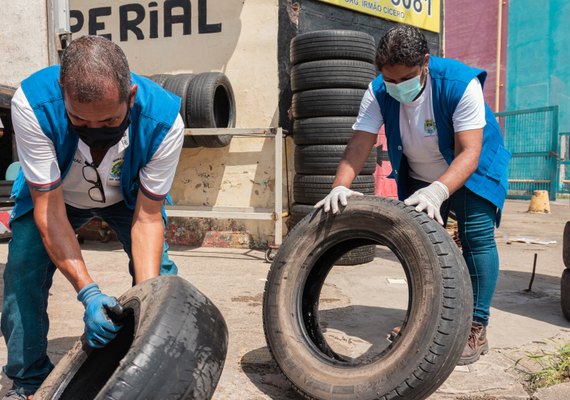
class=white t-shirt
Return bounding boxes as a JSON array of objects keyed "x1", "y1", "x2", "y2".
[
  {"x1": 353, "y1": 73, "x2": 486, "y2": 183},
  {"x1": 0, "y1": 118, "x2": 4, "y2": 129},
  {"x1": 11, "y1": 87, "x2": 184, "y2": 209}
]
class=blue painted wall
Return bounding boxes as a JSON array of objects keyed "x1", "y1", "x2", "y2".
[{"x1": 507, "y1": 0, "x2": 570, "y2": 132}]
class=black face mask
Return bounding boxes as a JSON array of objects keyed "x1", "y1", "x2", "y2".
[{"x1": 68, "y1": 108, "x2": 131, "y2": 151}]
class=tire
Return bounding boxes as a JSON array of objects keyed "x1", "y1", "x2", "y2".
[
  {"x1": 334, "y1": 244, "x2": 376, "y2": 266},
  {"x1": 294, "y1": 145, "x2": 376, "y2": 175},
  {"x1": 291, "y1": 60, "x2": 376, "y2": 93},
  {"x1": 0, "y1": 180, "x2": 12, "y2": 197},
  {"x1": 290, "y1": 30, "x2": 376, "y2": 65},
  {"x1": 264, "y1": 196, "x2": 472, "y2": 400},
  {"x1": 186, "y1": 72, "x2": 235, "y2": 148},
  {"x1": 562, "y1": 221, "x2": 570, "y2": 268},
  {"x1": 293, "y1": 175, "x2": 375, "y2": 205},
  {"x1": 163, "y1": 74, "x2": 199, "y2": 148},
  {"x1": 149, "y1": 74, "x2": 172, "y2": 88},
  {"x1": 0, "y1": 84, "x2": 16, "y2": 110},
  {"x1": 562, "y1": 269, "x2": 570, "y2": 321},
  {"x1": 288, "y1": 203, "x2": 317, "y2": 227},
  {"x1": 292, "y1": 89, "x2": 366, "y2": 119},
  {"x1": 288, "y1": 203, "x2": 375, "y2": 266},
  {"x1": 293, "y1": 117, "x2": 356, "y2": 145},
  {"x1": 35, "y1": 276, "x2": 228, "y2": 400}
]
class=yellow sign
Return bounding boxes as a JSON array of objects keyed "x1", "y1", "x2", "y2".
[{"x1": 318, "y1": 0, "x2": 440, "y2": 33}]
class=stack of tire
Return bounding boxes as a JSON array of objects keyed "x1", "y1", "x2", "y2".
[
  {"x1": 148, "y1": 72, "x2": 236, "y2": 148},
  {"x1": 290, "y1": 30, "x2": 378, "y2": 265}
]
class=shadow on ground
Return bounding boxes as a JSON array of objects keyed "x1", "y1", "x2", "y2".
[
  {"x1": 240, "y1": 347, "x2": 302, "y2": 400},
  {"x1": 494, "y1": 270, "x2": 569, "y2": 327}
]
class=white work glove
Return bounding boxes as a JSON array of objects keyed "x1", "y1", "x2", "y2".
[
  {"x1": 315, "y1": 185, "x2": 364, "y2": 214},
  {"x1": 404, "y1": 181, "x2": 449, "y2": 225}
]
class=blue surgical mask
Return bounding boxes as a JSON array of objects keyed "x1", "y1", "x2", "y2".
[{"x1": 385, "y1": 74, "x2": 424, "y2": 104}]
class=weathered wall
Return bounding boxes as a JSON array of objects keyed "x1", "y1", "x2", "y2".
[
  {"x1": 0, "y1": 0, "x2": 50, "y2": 87},
  {"x1": 444, "y1": 0, "x2": 508, "y2": 112},
  {"x1": 506, "y1": 0, "x2": 570, "y2": 132}
]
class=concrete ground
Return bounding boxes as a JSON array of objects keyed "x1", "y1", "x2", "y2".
[{"x1": 0, "y1": 199, "x2": 569, "y2": 399}]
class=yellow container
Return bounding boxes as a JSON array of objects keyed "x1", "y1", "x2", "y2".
[{"x1": 528, "y1": 190, "x2": 551, "y2": 213}]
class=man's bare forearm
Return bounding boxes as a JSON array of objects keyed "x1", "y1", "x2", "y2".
[
  {"x1": 333, "y1": 131, "x2": 377, "y2": 188},
  {"x1": 31, "y1": 188, "x2": 93, "y2": 292},
  {"x1": 438, "y1": 129, "x2": 483, "y2": 194},
  {"x1": 131, "y1": 190, "x2": 164, "y2": 284},
  {"x1": 131, "y1": 217, "x2": 163, "y2": 283}
]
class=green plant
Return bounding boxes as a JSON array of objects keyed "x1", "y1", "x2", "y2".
[{"x1": 524, "y1": 341, "x2": 570, "y2": 390}]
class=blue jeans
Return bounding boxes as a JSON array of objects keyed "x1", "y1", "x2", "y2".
[
  {"x1": 408, "y1": 178, "x2": 499, "y2": 327},
  {"x1": 1, "y1": 201, "x2": 177, "y2": 391}
]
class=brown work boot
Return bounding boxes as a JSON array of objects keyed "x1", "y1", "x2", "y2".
[{"x1": 458, "y1": 322, "x2": 489, "y2": 365}]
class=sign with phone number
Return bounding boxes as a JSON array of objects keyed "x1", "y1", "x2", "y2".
[{"x1": 317, "y1": 0, "x2": 440, "y2": 33}]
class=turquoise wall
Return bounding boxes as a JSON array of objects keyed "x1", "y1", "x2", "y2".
[{"x1": 507, "y1": 1, "x2": 570, "y2": 132}]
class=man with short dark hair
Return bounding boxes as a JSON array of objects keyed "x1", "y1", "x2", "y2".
[
  {"x1": 316, "y1": 25, "x2": 511, "y2": 366},
  {"x1": 2, "y1": 35, "x2": 184, "y2": 399}
]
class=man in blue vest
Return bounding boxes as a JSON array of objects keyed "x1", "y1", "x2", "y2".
[
  {"x1": 2, "y1": 36, "x2": 184, "y2": 399},
  {"x1": 316, "y1": 26, "x2": 511, "y2": 366}
]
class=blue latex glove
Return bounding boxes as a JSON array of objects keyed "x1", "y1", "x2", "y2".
[{"x1": 77, "y1": 283, "x2": 122, "y2": 348}]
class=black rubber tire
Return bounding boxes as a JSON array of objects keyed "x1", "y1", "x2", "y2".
[
  {"x1": 264, "y1": 196, "x2": 472, "y2": 400},
  {"x1": 290, "y1": 30, "x2": 376, "y2": 65},
  {"x1": 292, "y1": 88, "x2": 365, "y2": 119},
  {"x1": 35, "y1": 275, "x2": 228, "y2": 400},
  {"x1": 294, "y1": 144, "x2": 376, "y2": 175},
  {"x1": 186, "y1": 72, "x2": 235, "y2": 148},
  {"x1": 291, "y1": 60, "x2": 376, "y2": 93},
  {"x1": 293, "y1": 117, "x2": 356, "y2": 145},
  {"x1": 562, "y1": 221, "x2": 570, "y2": 268},
  {"x1": 0, "y1": 180, "x2": 12, "y2": 197},
  {"x1": 0, "y1": 84, "x2": 16, "y2": 110},
  {"x1": 334, "y1": 244, "x2": 376, "y2": 266},
  {"x1": 287, "y1": 203, "x2": 375, "y2": 266},
  {"x1": 293, "y1": 175, "x2": 375, "y2": 205},
  {"x1": 148, "y1": 74, "x2": 172, "y2": 88},
  {"x1": 288, "y1": 203, "x2": 317, "y2": 227},
  {"x1": 562, "y1": 269, "x2": 570, "y2": 321},
  {"x1": 163, "y1": 74, "x2": 199, "y2": 147}
]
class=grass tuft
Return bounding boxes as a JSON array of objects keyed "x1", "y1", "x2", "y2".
[{"x1": 523, "y1": 341, "x2": 570, "y2": 391}]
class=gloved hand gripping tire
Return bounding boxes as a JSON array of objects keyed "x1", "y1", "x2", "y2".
[
  {"x1": 77, "y1": 283, "x2": 123, "y2": 348},
  {"x1": 404, "y1": 180, "x2": 449, "y2": 225},
  {"x1": 314, "y1": 185, "x2": 364, "y2": 214}
]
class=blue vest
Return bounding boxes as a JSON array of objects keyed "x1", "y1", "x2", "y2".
[
  {"x1": 371, "y1": 56, "x2": 511, "y2": 219},
  {"x1": 10, "y1": 65, "x2": 181, "y2": 223}
]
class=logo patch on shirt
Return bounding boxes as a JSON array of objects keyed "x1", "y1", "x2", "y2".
[
  {"x1": 424, "y1": 119, "x2": 437, "y2": 137},
  {"x1": 108, "y1": 159, "x2": 124, "y2": 186}
]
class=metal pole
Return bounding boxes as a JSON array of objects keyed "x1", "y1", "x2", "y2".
[
  {"x1": 274, "y1": 128, "x2": 283, "y2": 247},
  {"x1": 47, "y1": 0, "x2": 71, "y2": 65}
]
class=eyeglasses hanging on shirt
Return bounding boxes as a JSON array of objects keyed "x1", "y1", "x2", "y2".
[{"x1": 82, "y1": 161, "x2": 106, "y2": 203}]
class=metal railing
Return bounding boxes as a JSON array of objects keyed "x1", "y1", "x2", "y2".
[{"x1": 496, "y1": 106, "x2": 559, "y2": 200}]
